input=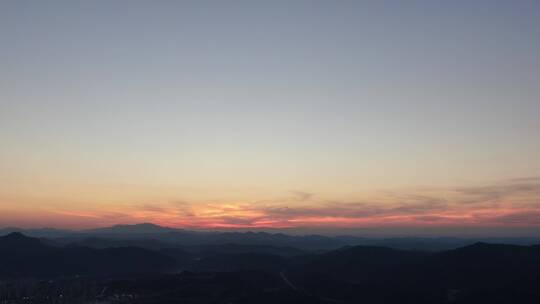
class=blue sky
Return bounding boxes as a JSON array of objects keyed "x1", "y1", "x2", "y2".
[{"x1": 1, "y1": 1, "x2": 539, "y2": 232}]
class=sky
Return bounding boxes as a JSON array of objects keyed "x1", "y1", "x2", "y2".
[{"x1": 1, "y1": 0, "x2": 540, "y2": 235}]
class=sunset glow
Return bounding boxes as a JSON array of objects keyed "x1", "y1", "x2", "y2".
[{"x1": 1, "y1": 1, "x2": 539, "y2": 235}]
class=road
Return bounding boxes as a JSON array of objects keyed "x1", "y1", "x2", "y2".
[
  {"x1": 279, "y1": 270, "x2": 350, "y2": 304},
  {"x1": 280, "y1": 270, "x2": 299, "y2": 291}
]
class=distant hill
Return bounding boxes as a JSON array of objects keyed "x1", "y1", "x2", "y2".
[
  {"x1": 0, "y1": 233, "x2": 176, "y2": 278},
  {"x1": 4, "y1": 232, "x2": 540, "y2": 303},
  {"x1": 435, "y1": 242, "x2": 540, "y2": 288},
  {"x1": 192, "y1": 253, "x2": 287, "y2": 272},
  {"x1": 0, "y1": 232, "x2": 55, "y2": 256},
  {"x1": 0, "y1": 227, "x2": 71, "y2": 238},
  {"x1": 189, "y1": 243, "x2": 306, "y2": 257},
  {"x1": 294, "y1": 245, "x2": 427, "y2": 280},
  {"x1": 56, "y1": 236, "x2": 175, "y2": 250},
  {"x1": 83, "y1": 223, "x2": 182, "y2": 234},
  {"x1": 289, "y1": 242, "x2": 540, "y2": 303},
  {"x1": 4, "y1": 223, "x2": 540, "y2": 252}
]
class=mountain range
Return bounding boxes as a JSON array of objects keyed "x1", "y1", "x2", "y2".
[
  {"x1": 2, "y1": 231, "x2": 540, "y2": 303},
  {"x1": 0, "y1": 232, "x2": 175, "y2": 278},
  {"x1": 4, "y1": 223, "x2": 540, "y2": 252}
]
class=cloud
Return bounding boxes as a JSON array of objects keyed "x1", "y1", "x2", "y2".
[
  {"x1": 413, "y1": 215, "x2": 453, "y2": 222},
  {"x1": 26, "y1": 177, "x2": 540, "y2": 229},
  {"x1": 263, "y1": 195, "x2": 448, "y2": 218},
  {"x1": 509, "y1": 177, "x2": 540, "y2": 183},
  {"x1": 239, "y1": 179, "x2": 540, "y2": 227},
  {"x1": 139, "y1": 204, "x2": 167, "y2": 213},
  {"x1": 488, "y1": 211, "x2": 540, "y2": 225},
  {"x1": 453, "y1": 181, "x2": 540, "y2": 204},
  {"x1": 216, "y1": 216, "x2": 261, "y2": 226},
  {"x1": 290, "y1": 191, "x2": 313, "y2": 201}
]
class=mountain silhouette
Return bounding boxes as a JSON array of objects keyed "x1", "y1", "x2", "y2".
[
  {"x1": 5, "y1": 223, "x2": 540, "y2": 252},
  {"x1": 0, "y1": 233, "x2": 175, "y2": 278},
  {"x1": 3, "y1": 233, "x2": 540, "y2": 303},
  {"x1": 83, "y1": 223, "x2": 182, "y2": 234},
  {"x1": 0, "y1": 232, "x2": 55, "y2": 256},
  {"x1": 288, "y1": 242, "x2": 540, "y2": 303}
]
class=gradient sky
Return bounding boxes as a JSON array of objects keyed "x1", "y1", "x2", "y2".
[{"x1": 1, "y1": 1, "x2": 540, "y2": 235}]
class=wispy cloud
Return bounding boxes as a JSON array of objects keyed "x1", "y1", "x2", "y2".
[
  {"x1": 25, "y1": 178, "x2": 540, "y2": 229},
  {"x1": 454, "y1": 182, "x2": 540, "y2": 204},
  {"x1": 509, "y1": 176, "x2": 540, "y2": 183},
  {"x1": 290, "y1": 191, "x2": 314, "y2": 201}
]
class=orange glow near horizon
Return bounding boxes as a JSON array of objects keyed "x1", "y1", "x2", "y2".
[
  {"x1": 2, "y1": 207, "x2": 539, "y2": 231},
  {"x1": 2, "y1": 181, "x2": 540, "y2": 232},
  {"x1": 2, "y1": 1, "x2": 540, "y2": 237}
]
